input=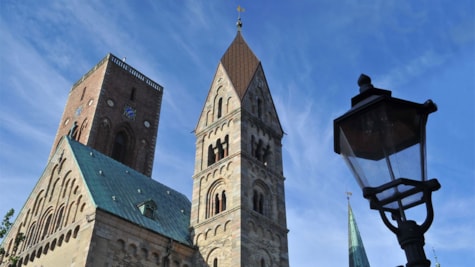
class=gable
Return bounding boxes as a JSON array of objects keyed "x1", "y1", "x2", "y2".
[
  {"x1": 0, "y1": 138, "x2": 96, "y2": 257},
  {"x1": 241, "y1": 64, "x2": 284, "y2": 136},
  {"x1": 195, "y1": 63, "x2": 242, "y2": 133}
]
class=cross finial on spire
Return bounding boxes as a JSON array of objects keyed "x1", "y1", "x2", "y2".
[
  {"x1": 236, "y1": 5, "x2": 245, "y2": 31},
  {"x1": 346, "y1": 191, "x2": 353, "y2": 201}
]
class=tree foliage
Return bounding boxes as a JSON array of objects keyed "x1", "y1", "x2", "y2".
[{"x1": 0, "y1": 209, "x2": 25, "y2": 266}]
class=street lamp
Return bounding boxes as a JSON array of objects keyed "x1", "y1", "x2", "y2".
[{"x1": 333, "y1": 74, "x2": 441, "y2": 267}]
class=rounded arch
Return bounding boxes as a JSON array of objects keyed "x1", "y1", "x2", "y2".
[
  {"x1": 206, "y1": 179, "x2": 227, "y2": 218},
  {"x1": 49, "y1": 177, "x2": 61, "y2": 201},
  {"x1": 224, "y1": 220, "x2": 232, "y2": 231},
  {"x1": 195, "y1": 233, "x2": 204, "y2": 246},
  {"x1": 32, "y1": 190, "x2": 45, "y2": 216},
  {"x1": 206, "y1": 110, "x2": 211, "y2": 126},
  {"x1": 205, "y1": 247, "x2": 220, "y2": 265},
  {"x1": 251, "y1": 180, "x2": 272, "y2": 217},
  {"x1": 39, "y1": 207, "x2": 54, "y2": 240},
  {"x1": 24, "y1": 221, "x2": 37, "y2": 249},
  {"x1": 62, "y1": 178, "x2": 70, "y2": 198},
  {"x1": 204, "y1": 228, "x2": 212, "y2": 240},
  {"x1": 214, "y1": 223, "x2": 223, "y2": 236},
  {"x1": 54, "y1": 204, "x2": 65, "y2": 232},
  {"x1": 58, "y1": 157, "x2": 67, "y2": 174},
  {"x1": 110, "y1": 123, "x2": 136, "y2": 165}
]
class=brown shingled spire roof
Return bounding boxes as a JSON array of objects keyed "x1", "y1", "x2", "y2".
[{"x1": 220, "y1": 31, "x2": 260, "y2": 99}]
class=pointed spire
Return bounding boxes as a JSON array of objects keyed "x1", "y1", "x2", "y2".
[
  {"x1": 220, "y1": 27, "x2": 259, "y2": 100},
  {"x1": 347, "y1": 193, "x2": 371, "y2": 267}
]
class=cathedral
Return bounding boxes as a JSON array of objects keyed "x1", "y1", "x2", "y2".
[{"x1": 0, "y1": 21, "x2": 289, "y2": 267}]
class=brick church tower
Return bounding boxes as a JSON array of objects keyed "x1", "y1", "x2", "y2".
[
  {"x1": 190, "y1": 22, "x2": 290, "y2": 266},
  {"x1": 49, "y1": 54, "x2": 163, "y2": 177}
]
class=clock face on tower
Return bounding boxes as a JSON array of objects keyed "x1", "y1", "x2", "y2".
[
  {"x1": 75, "y1": 106, "x2": 83, "y2": 117},
  {"x1": 123, "y1": 105, "x2": 136, "y2": 120}
]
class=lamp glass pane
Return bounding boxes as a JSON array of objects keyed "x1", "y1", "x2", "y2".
[{"x1": 339, "y1": 126, "x2": 425, "y2": 209}]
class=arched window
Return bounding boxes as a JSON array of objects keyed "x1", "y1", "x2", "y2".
[
  {"x1": 252, "y1": 137, "x2": 270, "y2": 165},
  {"x1": 41, "y1": 214, "x2": 53, "y2": 240},
  {"x1": 112, "y1": 131, "x2": 127, "y2": 163},
  {"x1": 224, "y1": 135, "x2": 229, "y2": 157},
  {"x1": 217, "y1": 139, "x2": 224, "y2": 159},
  {"x1": 258, "y1": 193, "x2": 264, "y2": 214},
  {"x1": 261, "y1": 258, "x2": 266, "y2": 267},
  {"x1": 217, "y1": 97, "x2": 223, "y2": 119},
  {"x1": 208, "y1": 144, "x2": 216, "y2": 166},
  {"x1": 221, "y1": 191, "x2": 227, "y2": 211},
  {"x1": 207, "y1": 181, "x2": 226, "y2": 218},
  {"x1": 25, "y1": 223, "x2": 36, "y2": 247},
  {"x1": 257, "y1": 98, "x2": 262, "y2": 118},
  {"x1": 213, "y1": 258, "x2": 218, "y2": 267},
  {"x1": 209, "y1": 135, "x2": 229, "y2": 166},
  {"x1": 253, "y1": 190, "x2": 259, "y2": 212},
  {"x1": 215, "y1": 194, "x2": 220, "y2": 215},
  {"x1": 253, "y1": 190, "x2": 264, "y2": 214}
]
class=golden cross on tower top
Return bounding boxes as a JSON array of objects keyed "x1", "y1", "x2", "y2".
[
  {"x1": 237, "y1": 5, "x2": 245, "y2": 18},
  {"x1": 236, "y1": 5, "x2": 245, "y2": 30}
]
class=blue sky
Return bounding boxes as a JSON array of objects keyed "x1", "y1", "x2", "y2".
[{"x1": 0, "y1": 1, "x2": 474, "y2": 266}]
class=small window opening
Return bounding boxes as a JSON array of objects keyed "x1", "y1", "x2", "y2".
[
  {"x1": 130, "y1": 88, "x2": 136, "y2": 101},
  {"x1": 221, "y1": 191, "x2": 227, "y2": 211},
  {"x1": 215, "y1": 194, "x2": 220, "y2": 215},
  {"x1": 217, "y1": 139, "x2": 224, "y2": 159},
  {"x1": 213, "y1": 258, "x2": 218, "y2": 267},
  {"x1": 208, "y1": 144, "x2": 216, "y2": 166},
  {"x1": 253, "y1": 191, "x2": 264, "y2": 214},
  {"x1": 252, "y1": 138, "x2": 270, "y2": 165},
  {"x1": 257, "y1": 98, "x2": 262, "y2": 118},
  {"x1": 224, "y1": 135, "x2": 229, "y2": 157},
  {"x1": 217, "y1": 98, "x2": 223, "y2": 119},
  {"x1": 80, "y1": 87, "x2": 86, "y2": 101}
]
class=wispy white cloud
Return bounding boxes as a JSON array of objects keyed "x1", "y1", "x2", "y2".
[{"x1": 0, "y1": 1, "x2": 473, "y2": 266}]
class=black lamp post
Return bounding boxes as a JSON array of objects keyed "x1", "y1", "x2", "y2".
[{"x1": 333, "y1": 74, "x2": 441, "y2": 267}]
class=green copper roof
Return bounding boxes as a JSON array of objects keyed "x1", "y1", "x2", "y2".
[
  {"x1": 66, "y1": 137, "x2": 192, "y2": 245},
  {"x1": 348, "y1": 202, "x2": 371, "y2": 267}
]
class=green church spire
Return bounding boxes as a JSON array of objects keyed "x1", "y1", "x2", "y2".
[{"x1": 347, "y1": 193, "x2": 371, "y2": 267}]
